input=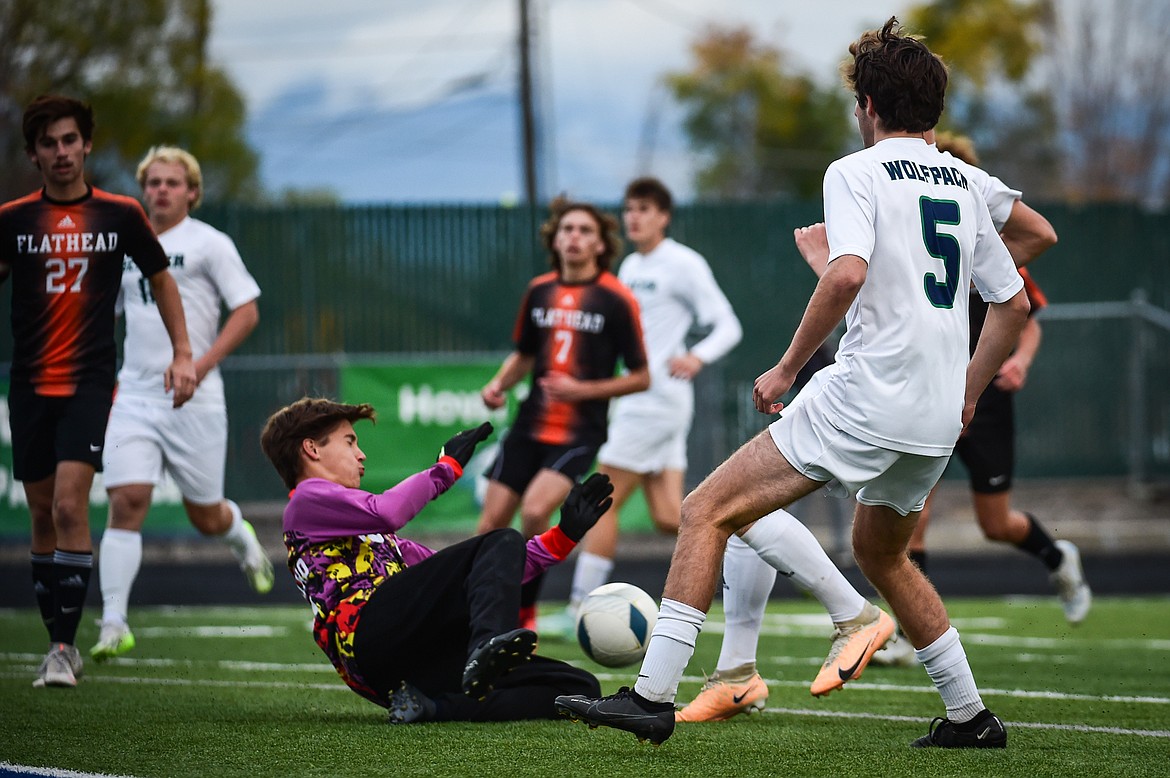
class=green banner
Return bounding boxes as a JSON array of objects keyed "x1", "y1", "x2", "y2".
[
  {"x1": 339, "y1": 361, "x2": 657, "y2": 534},
  {"x1": 340, "y1": 361, "x2": 516, "y2": 533}
]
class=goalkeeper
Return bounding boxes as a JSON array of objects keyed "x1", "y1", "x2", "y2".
[{"x1": 260, "y1": 397, "x2": 610, "y2": 723}]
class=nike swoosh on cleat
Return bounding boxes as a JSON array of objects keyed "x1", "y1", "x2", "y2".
[
  {"x1": 732, "y1": 691, "x2": 750, "y2": 704},
  {"x1": 977, "y1": 727, "x2": 991, "y2": 740},
  {"x1": 836, "y1": 638, "x2": 875, "y2": 681}
]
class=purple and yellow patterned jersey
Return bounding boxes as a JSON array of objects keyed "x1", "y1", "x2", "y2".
[{"x1": 282, "y1": 458, "x2": 574, "y2": 705}]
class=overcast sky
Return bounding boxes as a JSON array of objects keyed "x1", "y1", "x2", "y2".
[{"x1": 208, "y1": 1, "x2": 910, "y2": 203}]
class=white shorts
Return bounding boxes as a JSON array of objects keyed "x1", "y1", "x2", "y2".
[
  {"x1": 597, "y1": 413, "x2": 689, "y2": 474},
  {"x1": 102, "y1": 397, "x2": 228, "y2": 504},
  {"x1": 768, "y1": 400, "x2": 948, "y2": 516}
]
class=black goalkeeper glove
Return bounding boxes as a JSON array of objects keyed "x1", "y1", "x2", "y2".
[
  {"x1": 438, "y1": 422, "x2": 493, "y2": 468},
  {"x1": 557, "y1": 472, "x2": 614, "y2": 543}
]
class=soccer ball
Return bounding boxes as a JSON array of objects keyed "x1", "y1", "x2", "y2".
[{"x1": 575, "y1": 582, "x2": 658, "y2": 668}]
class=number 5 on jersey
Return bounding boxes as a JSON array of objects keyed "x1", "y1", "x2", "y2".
[{"x1": 920, "y1": 197, "x2": 960, "y2": 309}]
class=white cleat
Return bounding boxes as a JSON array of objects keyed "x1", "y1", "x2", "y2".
[{"x1": 1050, "y1": 539, "x2": 1092, "y2": 624}]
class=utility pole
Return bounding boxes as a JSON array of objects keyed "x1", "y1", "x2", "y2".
[
  {"x1": 193, "y1": 0, "x2": 210, "y2": 115},
  {"x1": 518, "y1": 0, "x2": 539, "y2": 205}
]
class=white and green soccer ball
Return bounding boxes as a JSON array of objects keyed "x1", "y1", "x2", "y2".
[{"x1": 575, "y1": 582, "x2": 658, "y2": 668}]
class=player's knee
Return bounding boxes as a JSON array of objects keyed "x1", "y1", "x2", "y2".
[
  {"x1": 187, "y1": 502, "x2": 230, "y2": 536},
  {"x1": 52, "y1": 496, "x2": 89, "y2": 532}
]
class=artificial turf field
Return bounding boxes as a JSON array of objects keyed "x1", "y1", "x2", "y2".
[{"x1": 1, "y1": 596, "x2": 1167, "y2": 778}]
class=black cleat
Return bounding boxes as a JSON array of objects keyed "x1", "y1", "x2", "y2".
[
  {"x1": 911, "y1": 709, "x2": 1007, "y2": 748},
  {"x1": 555, "y1": 686, "x2": 676, "y2": 745},
  {"x1": 462, "y1": 628, "x2": 537, "y2": 699},
  {"x1": 386, "y1": 681, "x2": 436, "y2": 724}
]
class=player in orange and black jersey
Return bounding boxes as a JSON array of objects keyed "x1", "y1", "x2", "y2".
[
  {"x1": 905, "y1": 267, "x2": 1092, "y2": 623},
  {"x1": 0, "y1": 95, "x2": 196, "y2": 688},
  {"x1": 477, "y1": 198, "x2": 650, "y2": 630}
]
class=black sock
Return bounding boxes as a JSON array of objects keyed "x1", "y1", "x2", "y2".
[
  {"x1": 1015, "y1": 513, "x2": 1063, "y2": 571},
  {"x1": 51, "y1": 550, "x2": 93, "y2": 645},
  {"x1": 31, "y1": 553, "x2": 56, "y2": 638}
]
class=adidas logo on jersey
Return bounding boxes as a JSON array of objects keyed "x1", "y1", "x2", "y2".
[{"x1": 56, "y1": 215, "x2": 76, "y2": 229}]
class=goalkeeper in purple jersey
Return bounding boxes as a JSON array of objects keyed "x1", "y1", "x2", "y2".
[{"x1": 260, "y1": 397, "x2": 610, "y2": 723}]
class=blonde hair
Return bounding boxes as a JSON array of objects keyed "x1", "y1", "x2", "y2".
[
  {"x1": 933, "y1": 131, "x2": 980, "y2": 167},
  {"x1": 136, "y1": 145, "x2": 204, "y2": 209}
]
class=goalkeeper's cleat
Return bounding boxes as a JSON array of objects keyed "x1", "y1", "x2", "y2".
[
  {"x1": 676, "y1": 667, "x2": 768, "y2": 722},
  {"x1": 1050, "y1": 539, "x2": 1091, "y2": 624},
  {"x1": 33, "y1": 643, "x2": 80, "y2": 688},
  {"x1": 91, "y1": 621, "x2": 136, "y2": 662},
  {"x1": 868, "y1": 630, "x2": 917, "y2": 667},
  {"x1": 810, "y1": 602, "x2": 894, "y2": 696},
  {"x1": 239, "y1": 520, "x2": 275, "y2": 595},
  {"x1": 386, "y1": 681, "x2": 437, "y2": 724},
  {"x1": 462, "y1": 628, "x2": 537, "y2": 699},
  {"x1": 556, "y1": 686, "x2": 676, "y2": 745},
  {"x1": 911, "y1": 709, "x2": 1007, "y2": 749}
]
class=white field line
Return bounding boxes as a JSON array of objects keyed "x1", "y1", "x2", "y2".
[
  {"x1": 706, "y1": 619, "x2": 1170, "y2": 651},
  {"x1": 759, "y1": 706, "x2": 1170, "y2": 739},
  {"x1": 5, "y1": 653, "x2": 1165, "y2": 707},
  {"x1": 1, "y1": 668, "x2": 1165, "y2": 741},
  {"x1": 0, "y1": 762, "x2": 138, "y2": 778},
  {"x1": 129, "y1": 625, "x2": 289, "y2": 638}
]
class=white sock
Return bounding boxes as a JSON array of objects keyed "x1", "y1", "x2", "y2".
[
  {"x1": 98, "y1": 528, "x2": 142, "y2": 626},
  {"x1": 569, "y1": 552, "x2": 614, "y2": 612},
  {"x1": 217, "y1": 500, "x2": 257, "y2": 563},
  {"x1": 716, "y1": 535, "x2": 775, "y2": 672},
  {"x1": 741, "y1": 508, "x2": 867, "y2": 623},
  {"x1": 634, "y1": 598, "x2": 706, "y2": 703},
  {"x1": 916, "y1": 626, "x2": 985, "y2": 723}
]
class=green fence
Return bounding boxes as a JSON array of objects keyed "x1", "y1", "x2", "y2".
[{"x1": 0, "y1": 200, "x2": 1167, "y2": 526}]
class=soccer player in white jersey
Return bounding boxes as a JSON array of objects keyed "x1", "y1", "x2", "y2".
[
  {"x1": 556, "y1": 18, "x2": 1030, "y2": 748},
  {"x1": 91, "y1": 146, "x2": 272, "y2": 661},
  {"x1": 554, "y1": 177, "x2": 742, "y2": 621}
]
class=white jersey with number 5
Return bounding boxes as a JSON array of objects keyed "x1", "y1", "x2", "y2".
[
  {"x1": 818, "y1": 136, "x2": 1023, "y2": 455},
  {"x1": 116, "y1": 216, "x2": 260, "y2": 406}
]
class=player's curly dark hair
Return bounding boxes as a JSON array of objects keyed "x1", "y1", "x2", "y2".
[
  {"x1": 22, "y1": 94, "x2": 95, "y2": 151},
  {"x1": 840, "y1": 17, "x2": 947, "y2": 134},
  {"x1": 260, "y1": 397, "x2": 376, "y2": 490},
  {"x1": 539, "y1": 196, "x2": 622, "y2": 273}
]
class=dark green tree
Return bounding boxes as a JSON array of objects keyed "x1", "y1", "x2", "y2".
[
  {"x1": 665, "y1": 26, "x2": 854, "y2": 200},
  {"x1": 0, "y1": 0, "x2": 258, "y2": 202}
]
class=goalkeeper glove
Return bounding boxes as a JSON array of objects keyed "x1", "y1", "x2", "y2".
[
  {"x1": 438, "y1": 422, "x2": 493, "y2": 468},
  {"x1": 556, "y1": 472, "x2": 614, "y2": 543}
]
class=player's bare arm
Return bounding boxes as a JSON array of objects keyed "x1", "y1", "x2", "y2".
[
  {"x1": 193, "y1": 299, "x2": 259, "y2": 385},
  {"x1": 753, "y1": 255, "x2": 866, "y2": 414},
  {"x1": 963, "y1": 288, "x2": 1030, "y2": 428},
  {"x1": 539, "y1": 364, "x2": 650, "y2": 403},
  {"x1": 993, "y1": 316, "x2": 1041, "y2": 393},
  {"x1": 999, "y1": 200, "x2": 1058, "y2": 268},
  {"x1": 793, "y1": 223, "x2": 830, "y2": 278},
  {"x1": 482, "y1": 351, "x2": 535, "y2": 409},
  {"x1": 148, "y1": 269, "x2": 197, "y2": 407}
]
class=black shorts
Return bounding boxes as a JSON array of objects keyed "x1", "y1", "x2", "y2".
[
  {"x1": 484, "y1": 431, "x2": 598, "y2": 495},
  {"x1": 954, "y1": 383, "x2": 1014, "y2": 494},
  {"x1": 8, "y1": 382, "x2": 113, "y2": 482}
]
